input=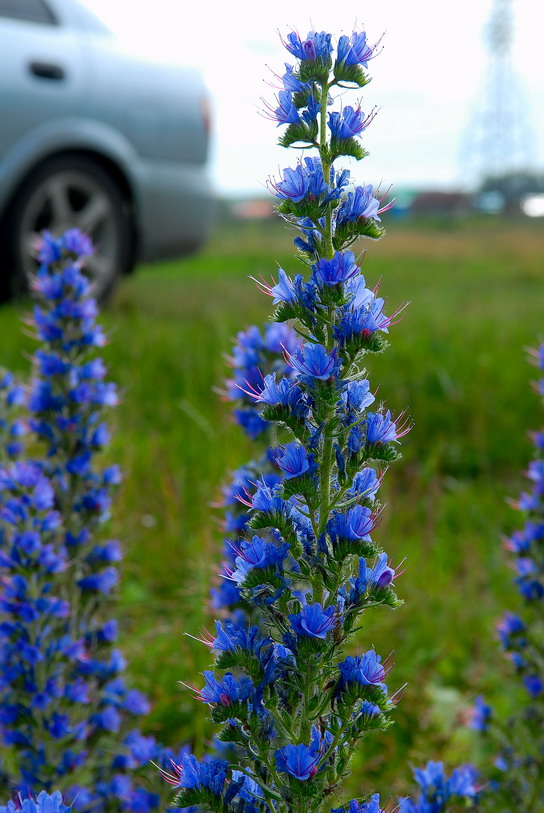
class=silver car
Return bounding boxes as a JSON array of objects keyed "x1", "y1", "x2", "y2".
[{"x1": 0, "y1": 0, "x2": 213, "y2": 299}]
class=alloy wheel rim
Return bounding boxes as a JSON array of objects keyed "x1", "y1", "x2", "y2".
[{"x1": 19, "y1": 169, "x2": 119, "y2": 297}]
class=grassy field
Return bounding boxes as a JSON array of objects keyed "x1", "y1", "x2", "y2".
[{"x1": 1, "y1": 216, "x2": 543, "y2": 796}]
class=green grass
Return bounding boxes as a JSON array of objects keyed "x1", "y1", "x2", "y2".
[{"x1": 1, "y1": 217, "x2": 542, "y2": 797}]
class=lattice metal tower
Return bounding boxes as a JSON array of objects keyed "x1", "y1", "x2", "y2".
[{"x1": 464, "y1": 0, "x2": 534, "y2": 185}]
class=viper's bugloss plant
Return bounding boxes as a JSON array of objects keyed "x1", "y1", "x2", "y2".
[
  {"x1": 469, "y1": 342, "x2": 544, "y2": 809},
  {"x1": 224, "y1": 323, "x2": 301, "y2": 443},
  {"x1": 0, "y1": 231, "x2": 183, "y2": 812},
  {"x1": 0, "y1": 372, "x2": 26, "y2": 461},
  {"x1": 212, "y1": 322, "x2": 302, "y2": 619},
  {"x1": 165, "y1": 28, "x2": 417, "y2": 813},
  {"x1": 0, "y1": 790, "x2": 72, "y2": 813},
  {"x1": 397, "y1": 762, "x2": 478, "y2": 812}
]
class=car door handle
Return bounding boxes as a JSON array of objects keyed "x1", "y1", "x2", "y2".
[{"x1": 29, "y1": 61, "x2": 65, "y2": 81}]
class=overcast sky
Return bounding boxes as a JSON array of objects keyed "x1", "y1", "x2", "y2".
[{"x1": 81, "y1": 0, "x2": 543, "y2": 196}]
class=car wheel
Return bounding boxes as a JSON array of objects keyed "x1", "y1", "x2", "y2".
[{"x1": 4, "y1": 155, "x2": 131, "y2": 303}]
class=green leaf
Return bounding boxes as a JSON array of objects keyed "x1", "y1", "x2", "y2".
[
  {"x1": 318, "y1": 283, "x2": 350, "y2": 309},
  {"x1": 333, "y1": 62, "x2": 371, "y2": 87},
  {"x1": 369, "y1": 585, "x2": 403, "y2": 609},
  {"x1": 331, "y1": 537, "x2": 380, "y2": 562},
  {"x1": 273, "y1": 301, "x2": 310, "y2": 325},
  {"x1": 216, "y1": 723, "x2": 246, "y2": 744},
  {"x1": 365, "y1": 442, "x2": 401, "y2": 463},
  {"x1": 240, "y1": 566, "x2": 284, "y2": 592},
  {"x1": 293, "y1": 89, "x2": 313, "y2": 109},
  {"x1": 280, "y1": 472, "x2": 316, "y2": 501},
  {"x1": 279, "y1": 120, "x2": 318, "y2": 148},
  {"x1": 261, "y1": 404, "x2": 306, "y2": 439},
  {"x1": 248, "y1": 511, "x2": 298, "y2": 546},
  {"x1": 210, "y1": 699, "x2": 249, "y2": 725},
  {"x1": 340, "y1": 331, "x2": 390, "y2": 359},
  {"x1": 333, "y1": 218, "x2": 385, "y2": 251},
  {"x1": 174, "y1": 787, "x2": 222, "y2": 812},
  {"x1": 299, "y1": 58, "x2": 331, "y2": 83},
  {"x1": 337, "y1": 681, "x2": 391, "y2": 712},
  {"x1": 215, "y1": 649, "x2": 264, "y2": 682},
  {"x1": 330, "y1": 137, "x2": 368, "y2": 162}
]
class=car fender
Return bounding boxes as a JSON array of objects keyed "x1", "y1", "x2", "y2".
[{"x1": 0, "y1": 117, "x2": 140, "y2": 220}]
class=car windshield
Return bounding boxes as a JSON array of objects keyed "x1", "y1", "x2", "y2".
[{"x1": 70, "y1": 0, "x2": 112, "y2": 33}]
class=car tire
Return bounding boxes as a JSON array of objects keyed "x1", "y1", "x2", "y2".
[{"x1": 2, "y1": 154, "x2": 132, "y2": 303}]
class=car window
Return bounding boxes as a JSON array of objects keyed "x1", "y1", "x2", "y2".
[{"x1": 0, "y1": 0, "x2": 57, "y2": 25}]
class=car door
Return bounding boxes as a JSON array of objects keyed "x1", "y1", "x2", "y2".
[{"x1": 0, "y1": 0, "x2": 86, "y2": 159}]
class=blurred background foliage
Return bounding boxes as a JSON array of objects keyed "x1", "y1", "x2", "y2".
[{"x1": 1, "y1": 215, "x2": 542, "y2": 797}]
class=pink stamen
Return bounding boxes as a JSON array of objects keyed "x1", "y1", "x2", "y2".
[
  {"x1": 184, "y1": 627, "x2": 215, "y2": 648},
  {"x1": 249, "y1": 273, "x2": 277, "y2": 297}
]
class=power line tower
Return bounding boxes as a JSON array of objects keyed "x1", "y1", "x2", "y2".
[{"x1": 463, "y1": 0, "x2": 537, "y2": 207}]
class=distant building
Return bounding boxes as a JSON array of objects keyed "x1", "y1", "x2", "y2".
[
  {"x1": 476, "y1": 171, "x2": 544, "y2": 215},
  {"x1": 410, "y1": 191, "x2": 473, "y2": 217},
  {"x1": 229, "y1": 199, "x2": 275, "y2": 220}
]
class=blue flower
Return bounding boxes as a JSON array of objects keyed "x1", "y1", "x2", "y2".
[
  {"x1": 273, "y1": 90, "x2": 301, "y2": 126},
  {"x1": 314, "y1": 251, "x2": 360, "y2": 286},
  {"x1": 328, "y1": 505, "x2": 375, "y2": 542},
  {"x1": 366, "y1": 410, "x2": 409, "y2": 444},
  {"x1": 283, "y1": 31, "x2": 333, "y2": 62},
  {"x1": 283, "y1": 31, "x2": 307, "y2": 60},
  {"x1": 368, "y1": 554, "x2": 396, "y2": 589},
  {"x1": 328, "y1": 107, "x2": 372, "y2": 139},
  {"x1": 78, "y1": 567, "x2": 118, "y2": 594},
  {"x1": 0, "y1": 791, "x2": 72, "y2": 813},
  {"x1": 274, "y1": 442, "x2": 310, "y2": 479},
  {"x1": 289, "y1": 602, "x2": 336, "y2": 639},
  {"x1": 91, "y1": 704, "x2": 122, "y2": 732},
  {"x1": 276, "y1": 743, "x2": 318, "y2": 780},
  {"x1": 335, "y1": 297, "x2": 394, "y2": 344},
  {"x1": 337, "y1": 32, "x2": 375, "y2": 67},
  {"x1": 163, "y1": 754, "x2": 228, "y2": 795},
  {"x1": 340, "y1": 380, "x2": 375, "y2": 413},
  {"x1": 302, "y1": 95, "x2": 321, "y2": 124},
  {"x1": 36, "y1": 230, "x2": 63, "y2": 265},
  {"x1": 198, "y1": 670, "x2": 254, "y2": 706},
  {"x1": 269, "y1": 268, "x2": 296, "y2": 304},
  {"x1": 347, "y1": 468, "x2": 380, "y2": 502},
  {"x1": 523, "y1": 674, "x2": 543, "y2": 697},
  {"x1": 125, "y1": 689, "x2": 151, "y2": 715},
  {"x1": 230, "y1": 536, "x2": 290, "y2": 584},
  {"x1": 60, "y1": 227, "x2": 94, "y2": 258},
  {"x1": 255, "y1": 374, "x2": 293, "y2": 406},
  {"x1": 336, "y1": 184, "x2": 384, "y2": 224},
  {"x1": 234, "y1": 408, "x2": 269, "y2": 440},
  {"x1": 496, "y1": 611, "x2": 525, "y2": 649},
  {"x1": 293, "y1": 218, "x2": 323, "y2": 255},
  {"x1": 469, "y1": 696, "x2": 492, "y2": 732},
  {"x1": 230, "y1": 325, "x2": 265, "y2": 368},
  {"x1": 338, "y1": 651, "x2": 387, "y2": 688},
  {"x1": 346, "y1": 555, "x2": 396, "y2": 605},
  {"x1": 273, "y1": 165, "x2": 310, "y2": 202},
  {"x1": 287, "y1": 343, "x2": 341, "y2": 381},
  {"x1": 448, "y1": 765, "x2": 478, "y2": 798},
  {"x1": 400, "y1": 761, "x2": 478, "y2": 810},
  {"x1": 212, "y1": 620, "x2": 268, "y2": 654},
  {"x1": 276, "y1": 726, "x2": 333, "y2": 780},
  {"x1": 331, "y1": 796, "x2": 384, "y2": 813},
  {"x1": 246, "y1": 479, "x2": 291, "y2": 517},
  {"x1": 272, "y1": 158, "x2": 331, "y2": 204},
  {"x1": 264, "y1": 321, "x2": 301, "y2": 355},
  {"x1": 282, "y1": 63, "x2": 310, "y2": 93},
  {"x1": 210, "y1": 579, "x2": 242, "y2": 611},
  {"x1": 259, "y1": 642, "x2": 296, "y2": 685}
]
